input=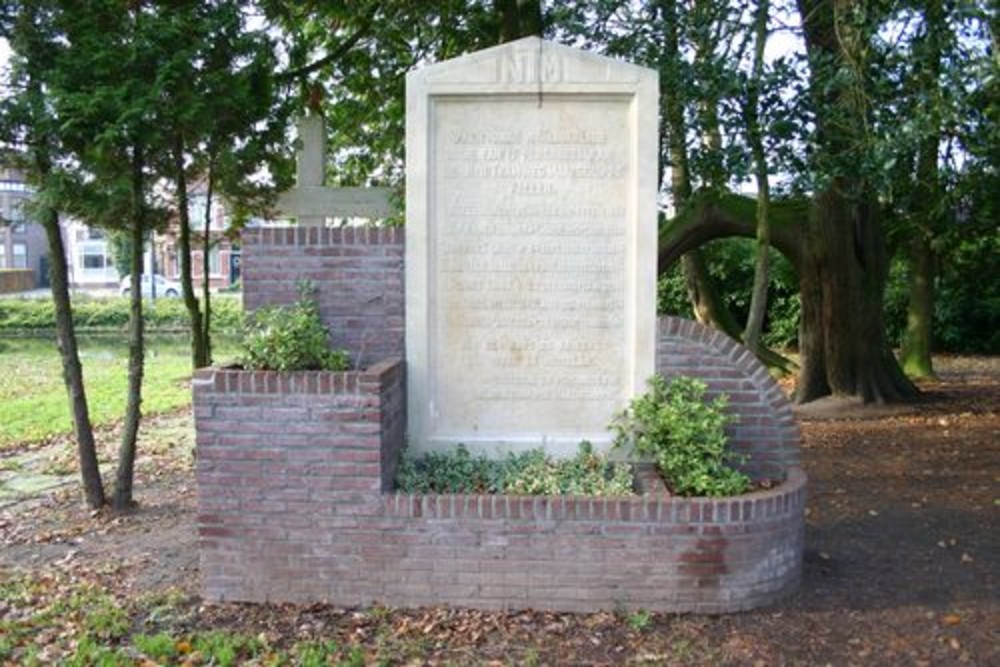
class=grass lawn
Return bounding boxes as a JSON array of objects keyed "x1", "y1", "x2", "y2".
[{"x1": 0, "y1": 335, "x2": 237, "y2": 450}]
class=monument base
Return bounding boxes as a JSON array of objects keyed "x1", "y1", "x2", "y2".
[{"x1": 193, "y1": 318, "x2": 806, "y2": 614}]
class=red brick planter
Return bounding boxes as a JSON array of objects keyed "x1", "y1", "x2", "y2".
[{"x1": 194, "y1": 349, "x2": 806, "y2": 613}]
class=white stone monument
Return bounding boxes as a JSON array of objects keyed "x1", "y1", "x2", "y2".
[{"x1": 406, "y1": 37, "x2": 659, "y2": 456}]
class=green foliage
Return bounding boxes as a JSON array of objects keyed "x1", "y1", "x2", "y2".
[
  {"x1": 0, "y1": 295, "x2": 243, "y2": 333},
  {"x1": 611, "y1": 376, "x2": 750, "y2": 497},
  {"x1": 657, "y1": 239, "x2": 801, "y2": 350},
  {"x1": 396, "y1": 442, "x2": 634, "y2": 497},
  {"x1": 66, "y1": 638, "x2": 131, "y2": 667},
  {"x1": 192, "y1": 632, "x2": 262, "y2": 667},
  {"x1": 241, "y1": 283, "x2": 349, "y2": 371},
  {"x1": 626, "y1": 609, "x2": 653, "y2": 632},
  {"x1": 133, "y1": 633, "x2": 177, "y2": 661},
  {"x1": 293, "y1": 640, "x2": 342, "y2": 667},
  {"x1": 105, "y1": 230, "x2": 132, "y2": 274}
]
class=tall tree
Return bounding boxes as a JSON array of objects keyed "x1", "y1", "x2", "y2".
[
  {"x1": 792, "y1": 0, "x2": 917, "y2": 402},
  {"x1": 157, "y1": 1, "x2": 285, "y2": 368},
  {"x1": 50, "y1": 0, "x2": 168, "y2": 509},
  {"x1": 741, "y1": 0, "x2": 772, "y2": 353},
  {"x1": 898, "y1": 0, "x2": 946, "y2": 379},
  {"x1": 0, "y1": 0, "x2": 105, "y2": 508}
]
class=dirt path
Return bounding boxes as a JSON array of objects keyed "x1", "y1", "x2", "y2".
[{"x1": 2, "y1": 357, "x2": 997, "y2": 665}]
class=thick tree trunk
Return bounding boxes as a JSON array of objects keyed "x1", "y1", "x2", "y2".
[
  {"x1": 41, "y1": 207, "x2": 106, "y2": 508},
  {"x1": 113, "y1": 146, "x2": 146, "y2": 510},
  {"x1": 172, "y1": 133, "x2": 208, "y2": 368},
  {"x1": 796, "y1": 187, "x2": 917, "y2": 403}
]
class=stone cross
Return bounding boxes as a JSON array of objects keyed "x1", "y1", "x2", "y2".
[{"x1": 275, "y1": 115, "x2": 395, "y2": 226}]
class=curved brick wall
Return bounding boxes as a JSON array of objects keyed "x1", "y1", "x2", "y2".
[
  {"x1": 195, "y1": 358, "x2": 805, "y2": 614},
  {"x1": 657, "y1": 316, "x2": 801, "y2": 481}
]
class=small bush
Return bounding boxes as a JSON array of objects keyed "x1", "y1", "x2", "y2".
[
  {"x1": 396, "y1": 442, "x2": 634, "y2": 496},
  {"x1": 611, "y1": 376, "x2": 750, "y2": 497},
  {"x1": 240, "y1": 283, "x2": 349, "y2": 371}
]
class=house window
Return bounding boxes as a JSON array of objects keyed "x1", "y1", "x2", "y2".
[
  {"x1": 208, "y1": 246, "x2": 222, "y2": 276},
  {"x1": 12, "y1": 243, "x2": 27, "y2": 269},
  {"x1": 80, "y1": 242, "x2": 108, "y2": 273},
  {"x1": 189, "y1": 197, "x2": 208, "y2": 228},
  {"x1": 0, "y1": 244, "x2": 6, "y2": 268}
]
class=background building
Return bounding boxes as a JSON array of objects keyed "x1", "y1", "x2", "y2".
[
  {"x1": 0, "y1": 167, "x2": 49, "y2": 288},
  {"x1": 155, "y1": 184, "x2": 240, "y2": 289}
]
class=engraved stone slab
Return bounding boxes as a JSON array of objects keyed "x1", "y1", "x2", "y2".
[{"x1": 406, "y1": 38, "x2": 658, "y2": 456}]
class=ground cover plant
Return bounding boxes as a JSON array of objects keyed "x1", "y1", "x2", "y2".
[
  {"x1": 395, "y1": 442, "x2": 634, "y2": 496},
  {"x1": 611, "y1": 376, "x2": 751, "y2": 496},
  {"x1": 0, "y1": 336, "x2": 238, "y2": 450},
  {"x1": 240, "y1": 285, "x2": 349, "y2": 372},
  {"x1": 0, "y1": 295, "x2": 243, "y2": 334}
]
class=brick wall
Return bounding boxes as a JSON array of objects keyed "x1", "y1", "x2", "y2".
[
  {"x1": 194, "y1": 360, "x2": 406, "y2": 603},
  {"x1": 195, "y1": 353, "x2": 805, "y2": 613},
  {"x1": 207, "y1": 232, "x2": 806, "y2": 613},
  {"x1": 657, "y1": 316, "x2": 800, "y2": 480},
  {"x1": 242, "y1": 227, "x2": 404, "y2": 369}
]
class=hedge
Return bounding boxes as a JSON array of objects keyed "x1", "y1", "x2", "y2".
[{"x1": 0, "y1": 295, "x2": 244, "y2": 333}]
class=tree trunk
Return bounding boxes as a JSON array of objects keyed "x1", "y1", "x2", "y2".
[
  {"x1": 113, "y1": 145, "x2": 146, "y2": 511},
  {"x1": 901, "y1": 234, "x2": 935, "y2": 378},
  {"x1": 742, "y1": 0, "x2": 772, "y2": 353},
  {"x1": 900, "y1": 0, "x2": 945, "y2": 380},
  {"x1": 496, "y1": 0, "x2": 543, "y2": 42},
  {"x1": 41, "y1": 206, "x2": 106, "y2": 508},
  {"x1": 201, "y1": 167, "x2": 214, "y2": 364},
  {"x1": 172, "y1": 133, "x2": 208, "y2": 368},
  {"x1": 681, "y1": 252, "x2": 738, "y2": 336},
  {"x1": 24, "y1": 51, "x2": 106, "y2": 508},
  {"x1": 796, "y1": 187, "x2": 916, "y2": 403}
]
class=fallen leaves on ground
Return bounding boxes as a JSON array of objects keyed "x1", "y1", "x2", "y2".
[{"x1": 0, "y1": 356, "x2": 997, "y2": 665}]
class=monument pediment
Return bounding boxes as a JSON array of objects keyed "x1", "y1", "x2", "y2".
[{"x1": 412, "y1": 37, "x2": 648, "y2": 89}]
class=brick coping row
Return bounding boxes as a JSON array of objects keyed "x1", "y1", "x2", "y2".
[
  {"x1": 192, "y1": 359, "x2": 402, "y2": 395},
  {"x1": 382, "y1": 467, "x2": 805, "y2": 523},
  {"x1": 244, "y1": 226, "x2": 403, "y2": 246}
]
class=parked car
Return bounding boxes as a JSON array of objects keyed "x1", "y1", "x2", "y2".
[{"x1": 119, "y1": 274, "x2": 182, "y2": 298}]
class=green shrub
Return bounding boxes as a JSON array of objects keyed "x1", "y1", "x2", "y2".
[
  {"x1": 240, "y1": 283, "x2": 349, "y2": 371},
  {"x1": 0, "y1": 294, "x2": 243, "y2": 332},
  {"x1": 610, "y1": 376, "x2": 750, "y2": 497},
  {"x1": 396, "y1": 442, "x2": 634, "y2": 496}
]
